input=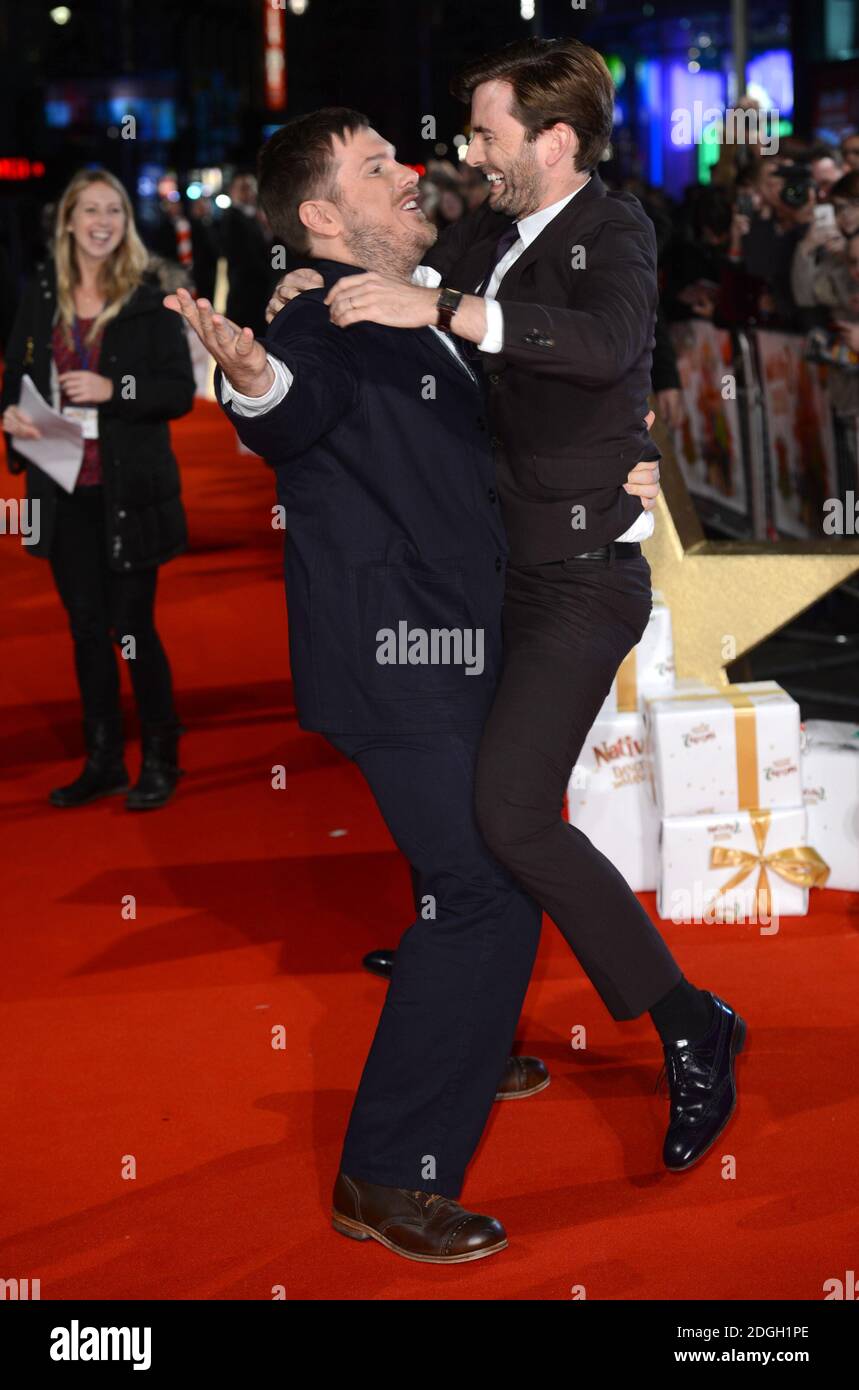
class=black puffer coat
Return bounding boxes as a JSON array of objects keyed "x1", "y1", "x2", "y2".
[{"x1": 2, "y1": 260, "x2": 195, "y2": 570}]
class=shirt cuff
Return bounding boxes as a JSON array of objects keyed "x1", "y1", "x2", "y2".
[
  {"x1": 615, "y1": 509, "x2": 655, "y2": 543},
  {"x1": 411, "y1": 264, "x2": 442, "y2": 289},
  {"x1": 477, "y1": 297, "x2": 504, "y2": 354},
  {"x1": 219, "y1": 354, "x2": 293, "y2": 415}
]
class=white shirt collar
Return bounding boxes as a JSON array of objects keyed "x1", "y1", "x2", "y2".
[
  {"x1": 514, "y1": 177, "x2": 592, "y2": 247},
  {"x1": 413, "y1": 177, "x2": 593, "y2": 289}
]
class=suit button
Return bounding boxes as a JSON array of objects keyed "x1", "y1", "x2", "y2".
[
  {"x1": 495, "y1": 556, "x2": 502, "y2": 572},
  {"x1": 490, "y1": 436, "x2": 502, "y2": 450},
  {"x1": 488, "y1": 372, "x2": 501, "y2": 385},
  {"x1": 123, "y1": 561, "x2": 131, "y2": 570},
  {"x1": 117, "y1": 509, "x2": 126, "y2": 519},
  {"x1": 488, "y1": 488, "x2": 497, "y2": 503}
]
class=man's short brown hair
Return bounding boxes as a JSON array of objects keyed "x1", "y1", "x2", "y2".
[
  {"x1": 257, "y1": 107, "x2": 369, "y2": 254},
  {"x1": 451, "y1": 37, "x2": 615, "y2": 174}
]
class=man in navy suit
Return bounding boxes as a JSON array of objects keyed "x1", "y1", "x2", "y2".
[{"x1": 168, "y1": 109, "x2": 552, "y2": 1265}]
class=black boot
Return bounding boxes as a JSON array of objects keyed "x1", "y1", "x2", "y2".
[
  {"x1": 126, "y1": 720, "x2": 184, "y2": 811},
  {"x1": 49, "y1": 717, "x2": 130, "y2": 808}
]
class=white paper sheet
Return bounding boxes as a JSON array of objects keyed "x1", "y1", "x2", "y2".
[{"x1": 12, "y1": 375, "x2": 84, "y2": 493}]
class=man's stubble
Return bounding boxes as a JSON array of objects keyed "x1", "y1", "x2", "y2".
[
  {"x1": 340, "y1": 202, "x2": 438, "y2": 279},
  {"x1": 490, "y1": 139, "x2": 543, "y2": 219}
]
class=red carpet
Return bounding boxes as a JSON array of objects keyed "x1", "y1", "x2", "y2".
[{"x1": 1, "y1": 398, "x2": 857, "y2": 1301}]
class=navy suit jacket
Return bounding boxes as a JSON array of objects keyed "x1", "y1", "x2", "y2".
[{"x1": 217, "y1": 258, "x2": 508, "y2": 735}]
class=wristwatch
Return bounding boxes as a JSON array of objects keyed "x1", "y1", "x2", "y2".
[{"x1": 436, "y1": 287, "x2": 464, "y2": 332}]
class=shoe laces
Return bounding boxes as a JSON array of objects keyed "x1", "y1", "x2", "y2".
[
  {"x1": 408, "y1": 1190, "x2": 445, "y2": 1209},
  {"x1": 655, "y1": 1047, "x2": 695, "y2": 1098}
]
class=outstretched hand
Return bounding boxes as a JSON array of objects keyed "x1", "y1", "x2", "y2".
[{"x1": 164, "y1": 289, "x2": 274, "y2": 397}]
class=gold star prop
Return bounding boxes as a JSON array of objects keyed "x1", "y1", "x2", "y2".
[{"x1": 642, "y1": 419, "x2": 859, "y2": 686}]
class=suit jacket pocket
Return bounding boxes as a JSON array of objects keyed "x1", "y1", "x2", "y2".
[
  {"x1": 351, "y1": 561, "x2": 485, "y2": 699},
  {"x1": 531, "y1": 452, "x2": 631, "y2": 491}
]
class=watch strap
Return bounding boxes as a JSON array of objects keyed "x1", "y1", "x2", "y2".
[{"x1": 436, "y1": 287, "x2": 463, "y2": 332}]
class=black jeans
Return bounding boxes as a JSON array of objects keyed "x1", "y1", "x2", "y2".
[
  {"x1": 48, "y1": 485, "x2": 176, "y2": 726},
  {"x1": 328, "y1": 727, "x2": 542, "y2": 1198},
  {"x1": 475, "y1": 549, "x2": 682, "y2": 1021}
]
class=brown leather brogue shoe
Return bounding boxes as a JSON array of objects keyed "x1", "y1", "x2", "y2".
[
  {"x1": 495, "y1": 1054, "x2": 551, "y2": 1101},
  {"x1": 332, "y1": 1172, "x2": 508, "y2": 1264}
]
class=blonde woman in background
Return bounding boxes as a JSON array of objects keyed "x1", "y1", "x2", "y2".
[{"x1": 2, "y1": 169, "x2": 195, "y2": 809}]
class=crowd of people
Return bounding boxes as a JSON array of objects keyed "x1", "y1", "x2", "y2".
[{"x1": 635, "y1": 130, "x2": 859, "y2": 432}]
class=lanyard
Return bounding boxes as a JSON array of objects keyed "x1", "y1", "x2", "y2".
[{"x1": 72, "y1": 315, "x2": 94, "y2": 370}]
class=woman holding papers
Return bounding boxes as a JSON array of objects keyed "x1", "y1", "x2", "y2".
[{"x1": 2, "y1": 169, "x2": 195, "y2": 809}]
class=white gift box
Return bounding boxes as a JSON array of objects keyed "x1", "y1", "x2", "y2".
[
  {"x1": 645, "y1": 681, "x2": 802, "y2": 818},
  {"x1": 568, "y1": 712, "x2": 660, "y2": 891},
  {"x1": 599, "y1": 593, "x2": 675, "y2": 716},
  {"x1": 657, "y1": 804, "x2": 813, "y2": 923},
  {"x1": 801, "y1": 720, "x2": 859, "y2": 891}
]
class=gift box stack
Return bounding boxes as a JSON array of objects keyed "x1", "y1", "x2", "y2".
[
  {"x1": 567, "y1": 595, "x2": 844, "y2": 915},
  {"x1": 646, "y1": 682, "x2": 830, "y2": 921},
  {"x1": 566, "y1": 596, "x2": 674, "y2": 892}
]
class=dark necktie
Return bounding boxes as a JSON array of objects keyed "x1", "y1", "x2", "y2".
[{"x1": 475, "y1": 223, "x2": 521, "y2": 296}]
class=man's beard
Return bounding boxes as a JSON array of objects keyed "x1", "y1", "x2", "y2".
[
  {"x1": 489, "y1": 141, "x2": 543, "y2": 219},
  {"x1": 340, "y1": 207, "x2": 438, "y2": 278}
]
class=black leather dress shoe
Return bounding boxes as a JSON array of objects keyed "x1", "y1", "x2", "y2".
[
  {"x1": 362, "y1": 949, "x2": 396, "y2": 978},
  {"x1": 660, "y1": 993, "x2": 747, "y2": 1172}
]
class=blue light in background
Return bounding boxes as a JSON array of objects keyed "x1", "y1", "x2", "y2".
[
  {"x1": 45, "y1": 100, "x2": 72, "y2": 128},
  {"x1": 640, "y1": 60, "x2": 663, "y2": 186},
  {"x1": 668, "y1": 65, "x2": 726, "y2": 146}
]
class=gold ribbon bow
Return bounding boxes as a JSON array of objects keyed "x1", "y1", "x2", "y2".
[{"x1": 708, "y1": 808, "x2": 830, "y2": 915}]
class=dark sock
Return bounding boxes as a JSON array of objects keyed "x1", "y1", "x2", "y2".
[{"x1": 650, "y1": 977, "x2": 715, "y2": 1045}]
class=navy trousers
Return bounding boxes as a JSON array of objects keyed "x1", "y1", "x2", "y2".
[{"x1": 327, "y1": 727, "x2": 542, "y2": 1199}]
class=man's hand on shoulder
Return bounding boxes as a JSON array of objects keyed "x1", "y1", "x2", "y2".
[
  {"x1": 324, "y1": 271, "x2": 438, "y2": 329},
  {"x1": 266, "y1": 268, "x2": 324, "y2": 324},
  {"x1": 165, "y1": 288, "x2": 274, "y2": 397}
]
